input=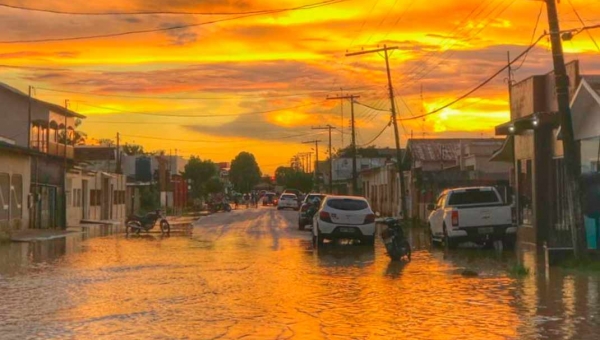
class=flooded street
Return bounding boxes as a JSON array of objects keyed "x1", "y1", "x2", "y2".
[{"x1": 1, "y1": 207, "x2": 599, "y2": 340}]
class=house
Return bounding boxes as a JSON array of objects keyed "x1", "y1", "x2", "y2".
[
  {"x1": 405, "y1": 138, "x2": 511, "y2": 220},
  {"x1": 0, "y1": 138, "x2": 32, "y2": 240},
  {"x1": 0, "y1": 82, "x2": 86, "y2": 231},
  {"x1": 361, "y1": 161, "x2": 400, "y2": 217},
  {"x1": 493, "y1": 60, "x2": 599, "y2": 250}
]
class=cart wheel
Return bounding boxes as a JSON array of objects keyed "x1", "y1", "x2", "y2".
[{"x1": 160, "y1": 220, "x2": 170, "y2": 234}]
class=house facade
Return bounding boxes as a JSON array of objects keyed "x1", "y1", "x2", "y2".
[
  {"x1": 493, "y1": 60, "x2": 599, "y2": 250},
  {"x1": 406, "y1": 138, "x2": 511, "y2": 221},
  {"x1": 0, "y1": 82, "x2": 86, "y2": 231},
  {"x1": 0, "y1": 140, "x2": 31, "y2": 240}
]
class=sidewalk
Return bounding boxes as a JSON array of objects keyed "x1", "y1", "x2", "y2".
[{"x1": 11, "y1": 229, "x2": 79, "y2": 242}]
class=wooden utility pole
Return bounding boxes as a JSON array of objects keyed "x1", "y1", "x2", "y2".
[
  {"x1": 313, "y1": 125, "x2": 335, "y2": 193},
  {"x1": 116, "y1": 132, "x2": 122, "y2": 174},
  {"x1": 327, "y1": 95, "x2": 360, "y2": 195},
  {"x1": 303, "y1": 140, "x2": 322, "y2": 191},
  {"x1": 347, "y1": 45, "x2": 407, "y2": 218},
  {"x1": 545, "y1": 0, "x2": 587, "y2": 257}
]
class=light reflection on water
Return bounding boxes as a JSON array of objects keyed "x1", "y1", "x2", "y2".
[{"x1": 0, "y1": 210, "x2": 598, "y2": 339}]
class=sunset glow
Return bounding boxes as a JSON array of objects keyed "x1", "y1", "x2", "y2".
[{"x1": 1, "y1": 0, "x2": 600, "y2": 173}]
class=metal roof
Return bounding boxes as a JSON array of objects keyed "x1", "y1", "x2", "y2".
[{"x1": 0, "y1": 82, "x2": 86, "y2": 119}]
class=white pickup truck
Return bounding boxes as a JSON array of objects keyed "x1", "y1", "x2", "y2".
[{"x1": 427, "y1": 186, "x2": 516, "y2": 248}]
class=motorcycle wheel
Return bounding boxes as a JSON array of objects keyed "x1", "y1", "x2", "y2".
[
  {"x1": 403, "y1": 241, "x2": 412, "y2": 261},
  {"x1": 160, "y1": 220, "x2": 170, "y2": 234},
  {"x1": 126, "y1": 221, "x2": 141, "y2": 235},
  {"x1": 225, "y1": 205, "x2": 232, "y2": 212}
]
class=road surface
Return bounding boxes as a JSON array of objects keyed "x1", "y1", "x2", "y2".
[{"x1": 0, "y1": 207, "x2": 598, "y2": 339}]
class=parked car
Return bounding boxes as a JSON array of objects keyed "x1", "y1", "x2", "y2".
[
  {"x1": 312, "y1": 195, "x2": 376, "y2": 246},
  {"x1": 277, "y1": 193, "x2": 299, "y2": 210},
  {"x1": 298, "y1": 193, "x2": 326, "y2": 230},
  {"x1": 427, "y1": 186, "x2": 516, "y2": 249},
  {"x1": 262, "y1": 192, "x2": 277, "y2": 206}
]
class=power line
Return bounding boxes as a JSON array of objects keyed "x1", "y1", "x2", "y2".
[
  {"x1": 400, "y1": 33, "x2": 546, "y2": 122},
  {"x1": 360, "y1": 120, "x2": 391, "y2": 146},
  {"x1": 514, "y1": 2, "x2": 544, "y2": 72},
  {"x1": 0, "y1": 0, "x2": 347, "y2": 44},
  {"x1": 77, "y1": 101, "x2": 326, "y2": 118},
  {"x1": 120, "y1": 131, "x2": 317, "y2": 143},
  {"x1": 567, "y1": 0, "x2": 600, "y2": 52},
  {"x1": 0, "y1": 2, "x2": 332, "y2": 16},
  {"x1": 354, "y1": 100, "x2": 389, "y2": 112},
  {"x1": 347, "y1": 0, "x2": 381, "y2": 48}
]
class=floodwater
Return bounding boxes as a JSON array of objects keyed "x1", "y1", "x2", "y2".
[{"x1": 0, "y1": 208, "x2": 599, "y2": 340}]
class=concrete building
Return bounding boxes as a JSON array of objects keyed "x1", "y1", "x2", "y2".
[
  {"x1": 0, "y1": 82, "x2": 86, "y2": 231},
  {"x1": 0, "y1": 139, "x2": 32, "y2": 240},
  {"x1": 361, "y1": 162, "x2": 400, "y2": 217},
  {"x1": 405, "y1": 138, "x2": 511, "y2": 220},
  {"x1": 493, "y1": 60, "x2": 599, "y2": 250}
]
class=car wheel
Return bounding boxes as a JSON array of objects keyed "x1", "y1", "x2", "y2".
[
  {"x1": 429, "y1": 226, "x2": 439, "y2": 247},
  {"x1": 443, "y1": 224, "x2": 457, "y2": 249}
]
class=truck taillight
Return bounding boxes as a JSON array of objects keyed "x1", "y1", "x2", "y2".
[
  {"x1": 319, "y1": 211, "x2": 332, "y2": 223},
  {"x1": 451, "y1": 210, "x2": 459, "y2": 227},
  {"x1": 364, "y1": 214, "x2": 375, "y2": 224}
]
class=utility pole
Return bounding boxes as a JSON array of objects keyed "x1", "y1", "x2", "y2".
[
  {"x1": 347, "y1": 45, "x2": 407, "y2": 218},
  {"x1": 303, "y1": 140, "x2": 322, "y2": 191},
  {"x1": 63, "y1": 99, "x2": 69, "y2": 230},
  {"x1": 507, "y1": 51, "x2": 519, "y2": 224},
  {"x1": 327, "y1": 94, "x2": 360, "y2": 195},
  {"x1": 313, "y1": 125, "x2": 335, "y2": 193},
  {"x1": 340, "y1": 87, "x2": 344, "y2": 147},
  {"x1": 116, "y1": 132, "x2": 122, "y2": 174},
  {"x1": 545, "y1": 0, "x2": 587, "y2": 257}
]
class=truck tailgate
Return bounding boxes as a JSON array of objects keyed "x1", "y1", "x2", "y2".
[{"x1": 456, "y1": 205, "x2": 512, "y2": 227}]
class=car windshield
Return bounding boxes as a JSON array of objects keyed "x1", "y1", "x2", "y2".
[
  {"x1": 448, "y1": 190, "x2": 500, "y2": 205},
  {"x1": 326, "y1": 198, "x2": 368, "y2": 211},
  {"x1": 281, "y1": 194, "x2": 296, "y2": 199}
]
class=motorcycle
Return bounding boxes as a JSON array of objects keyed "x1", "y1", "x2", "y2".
[
  {"x1": 207, "y1": 201, "x2": 232, "y2": 213},
  {"x1": 126, "y1": 210, "x2": 170, "y2": 234},
  {"x1": 380, "y1": 217, "x2": 411, "y2": 261}
]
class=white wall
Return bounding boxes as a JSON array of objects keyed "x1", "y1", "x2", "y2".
[{"x1": 0, "y1": 151, "x2": 31, "y2": 237}]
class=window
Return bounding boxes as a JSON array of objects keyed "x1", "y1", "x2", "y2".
[
  {"x1": 581, "y1": 137, "x2": 600, "y2": 174},
  {"x1": 0, "y1": 173, "x2": 9, "y2": 221},
  {"x1": 326, "y1": 198, "x2": 368, "y2": 211},
  {"x1": 448, "y1": 190, "x2": 500, "y2": 206},
  {"x1": 10, "y1": 175, "x2": 23, "y2": 219}
]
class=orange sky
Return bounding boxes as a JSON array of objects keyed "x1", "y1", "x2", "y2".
[{"x1": 1, "y1": 0, "x2": 600, "y2": 174}]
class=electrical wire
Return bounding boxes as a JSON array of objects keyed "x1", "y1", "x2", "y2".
[
  {"x1": 76, "y1": 101, "x2": 325, "y2": 118},
  {"x1": 400, "y1": 33, "x2": 546, "y2": 122},
  {"x1": 360, "y1": 120, "x2": 391, "y2": 146},
  {"x1": 0, "y1": 2, "x2": 333, "y2": 16},
  {"x1": 35, "y1": 86, "x2": 339, "y2": 100},
  {"x1": 120, "y1": 131, "x2": 317, "y2": 143},
  {"x1": 347, "y1": 0, "x2": 381, "y2": 48},
  {"x1": 567, "y1": 0, "x2": 600, "y2": 52},
  {"x1": 514, "y1": 2, "x2": 544, "y2": 72},
  {"x1": 0, "y1": 0, "x2": 347, "y2": 44}
]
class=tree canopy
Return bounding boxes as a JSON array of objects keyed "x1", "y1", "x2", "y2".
[
  {"x1": 122, "y1": 143, "x2": 145, "y2": 156},
  {"x1": 183, "y1": 156, "x2": 218, "y2": 199},
  {"x1": 275, "y1": 166, "x2": 313, "y2": 193},
  {"x1": 229, "y1": 152, "x2": 262, "y2": 193}
]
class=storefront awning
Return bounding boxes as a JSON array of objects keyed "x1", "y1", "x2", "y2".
[
  {"x1": 495, "y1": 112, "x2": 559, "y2": 136},
  {"x1": 489, "y1": 136, "x2": 514, "y2": 163}
]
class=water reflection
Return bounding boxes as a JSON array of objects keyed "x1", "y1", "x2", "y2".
[{"x1": 0, "y1": 215, "x2": 598, "y2": 339}]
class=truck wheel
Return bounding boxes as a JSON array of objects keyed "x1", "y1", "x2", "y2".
[{"x1": 443, "y1": 225, "x2": 457, "y2": 249}]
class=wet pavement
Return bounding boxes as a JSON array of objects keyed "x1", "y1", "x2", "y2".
[{"x1": 0, "y1": 207, "x2": 599, "y2": 339}]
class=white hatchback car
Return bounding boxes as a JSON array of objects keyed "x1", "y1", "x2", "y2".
[
  {"x1": 277, "y1": 193, "x2": 299, "y2": 210},
  {"x1": 312, "y1": 195, "x2": 376, "y2": 246}
]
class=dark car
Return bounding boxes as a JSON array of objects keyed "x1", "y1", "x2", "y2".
[
  {"x1": 262, "y1": 192, "x2": 277, "y2": 206},
  {"x1": 298, "y1": 193, "x2": 325, "y2": 230}
]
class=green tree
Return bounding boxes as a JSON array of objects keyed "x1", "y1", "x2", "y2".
[
  {"x1": 122, "y1": 143, "x2": 145, "y2": 155},
  {"x1": 229, "y1": 152, "x2": 262, "y2": 193},
  {"x1": 274, "y1": 166, "x2": 313, "y2": 193},
  {"x1": 183, "y1": 156, "x2": 217, "y2": 199},
  {"x1": 205, "y1": 177, "x2": 225, "y2": 194}
]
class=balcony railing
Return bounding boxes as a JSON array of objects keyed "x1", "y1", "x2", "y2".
[{"x1": 31, "y1": 141, "x2": 74, "y2": 159}]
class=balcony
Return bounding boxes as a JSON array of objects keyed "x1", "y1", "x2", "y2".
[{"x1": 31, "y1": 141, "x2": 74, "y2": 159}]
